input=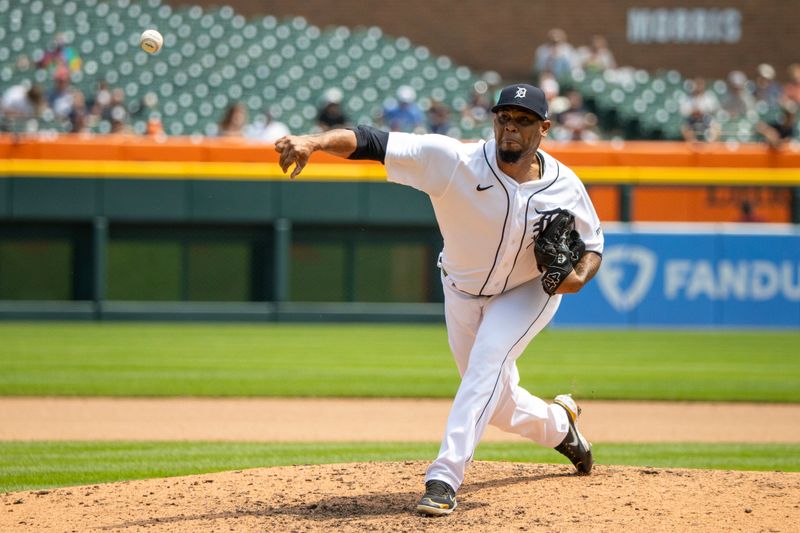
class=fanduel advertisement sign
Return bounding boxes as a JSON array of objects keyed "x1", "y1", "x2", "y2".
[{"x1": 556, "y1": 226, "x2": 800, "y2": 327}]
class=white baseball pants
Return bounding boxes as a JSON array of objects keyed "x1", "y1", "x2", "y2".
[{"x1": 425, "y1": 273, "x2": 571, "y2": 491}]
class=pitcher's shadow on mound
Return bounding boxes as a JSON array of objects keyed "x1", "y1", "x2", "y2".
[
  {"x1": 276, "y1": 469, "x2": 573, "y2": 519},
  {"x1": 103, "y1": 471, "x2": 572, "y2": 528}
]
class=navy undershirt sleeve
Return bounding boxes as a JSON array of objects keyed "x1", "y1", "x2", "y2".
[{"x1": 347, "y1": 125, "x2": 389, "y2": 164}]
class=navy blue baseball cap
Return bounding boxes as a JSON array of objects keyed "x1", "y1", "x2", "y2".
[{"x1": 491, "y1": 83, "x2": 549, "y2": 120}]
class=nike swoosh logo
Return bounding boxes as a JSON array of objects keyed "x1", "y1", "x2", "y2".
[{"x1": 476, "y1": 184, "x2": 494, "y2": 191}]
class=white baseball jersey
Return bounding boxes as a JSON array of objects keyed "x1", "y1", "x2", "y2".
[
  {"x1": 384, "y1": 132, "x2": 604, "y2": 491},
  {"x1": 385, "y1": 133, "x2": 603, "y2": 296}
]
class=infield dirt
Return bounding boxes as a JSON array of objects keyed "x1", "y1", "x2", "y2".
[
  {"x1": 1, "y1": 398, "x2": 800, "y2": 531},
  {"x1": 2, "y1": 461, "x2": 799, "y2": 532},
  {"x1": 2, "y1": 398, "x2": 800, "y2": 442}
]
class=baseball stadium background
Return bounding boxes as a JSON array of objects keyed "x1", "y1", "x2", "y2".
[{"x1": 1, "y1": 1, "x2": 799, "y2": 531}]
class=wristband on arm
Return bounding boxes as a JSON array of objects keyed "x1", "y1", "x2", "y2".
[{"x1": 347, "y1": 125, "x2": 389, "y2": 163}]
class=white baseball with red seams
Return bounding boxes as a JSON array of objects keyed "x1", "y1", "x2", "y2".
[
  {"x1": 139, "y1": 29, "x2": 163, "y2": 54},
  {"x1": 385, "y1": 133, "x2": 603, "y2": 491}
]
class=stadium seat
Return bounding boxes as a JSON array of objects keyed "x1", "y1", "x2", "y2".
[{"x1": 13, "y1": 0, "x2": 769, "y2": 140}]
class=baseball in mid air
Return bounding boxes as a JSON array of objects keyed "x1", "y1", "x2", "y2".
[{"x1": 140, "y1": 29, "x2": 163, "y2": 54}]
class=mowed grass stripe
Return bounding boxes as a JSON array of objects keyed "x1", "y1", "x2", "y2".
[
  {"x1": 1, "y1": 323, "x2": 798, "y2": 401},
  {"x1": 1, "y1": 441, "x2": 798, "y2": 493}
]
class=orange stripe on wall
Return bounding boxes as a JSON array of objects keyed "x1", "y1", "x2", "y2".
[
  {"x1": 632, "y1": 187, "x2": 792, "y2": 223},
  {"x1": 585, "y1": 185, "x2": 791, "y2": 223},
  {"x1": 586, "y1": 185, "x2": 620, "y2": 222},
  {"x1": 2, "y1": 134, "x2": 800, "y2": 168}
]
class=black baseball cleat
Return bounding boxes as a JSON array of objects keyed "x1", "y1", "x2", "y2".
[
  {"x1": 553, "y1": 394, "x2": 593, "y2": 475},
  {"x1": 416, "y1": 479, "x2": 457, "y2": 515}
]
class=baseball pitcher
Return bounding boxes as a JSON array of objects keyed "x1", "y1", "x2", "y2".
[{"x1": 275, "y1": 83, "x2": 603, "y2": 516}]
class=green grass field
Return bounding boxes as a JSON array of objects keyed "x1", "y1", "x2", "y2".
[
  {"x1": 2, "y1": 441, "x2": 798, "y2": 493},
  {"x1": 1, "y1": 323, "x2": 798, "y2": 401},
  {"x1": 1, "y1": 322, "x2": 798, "y2": 493}
]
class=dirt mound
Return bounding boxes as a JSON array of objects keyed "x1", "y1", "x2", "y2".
[{"x1": 2, "y1": 461, "x2": 798, "y2": 532}]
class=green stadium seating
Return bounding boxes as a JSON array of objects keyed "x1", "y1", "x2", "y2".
[{"x1": 6, "y1": 0, "x2": 789, "y2": 140}]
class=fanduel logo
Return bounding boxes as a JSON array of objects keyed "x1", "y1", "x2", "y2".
[
  {"x1": 597, "y1": 246, "x2": 800, "y2": 311},
  {"x1": 665, "y1": 260, "x2": 800, "y2": 301},
  {"x1": 597, "y1": 245, "x2": 657, "y2": 312}
]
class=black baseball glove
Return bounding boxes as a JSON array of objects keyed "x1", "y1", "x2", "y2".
[
  {"x1": 567, "y1": 229, "x2": 585, "y2": 267},
  {"x1": 534, "y1": 210, "x2": 585, "y2": 295}
]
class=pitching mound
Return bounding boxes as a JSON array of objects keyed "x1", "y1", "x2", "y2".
[{"x1": 3, "y1": 461, "x2": 798, "y2": 532}]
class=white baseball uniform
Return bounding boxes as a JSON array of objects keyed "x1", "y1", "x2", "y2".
[{"x1": 385, "y1": 132, "x2": 604, "y2": 491}]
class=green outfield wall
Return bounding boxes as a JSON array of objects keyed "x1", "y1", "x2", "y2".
[
  {"x1": 2, "y1": 174, "x2": 799, "y2": 322},
  {"x1": 0, "y1": 177, "x2": 445, "y2": 321}
]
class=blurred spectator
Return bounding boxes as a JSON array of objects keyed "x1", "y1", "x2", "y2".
[
  {"x1": 36, "y1": 33, "x2": 82, "y2": 76},
  {"x1": 577, "y1": 35, "x2": 616, "y2": 73},
  {"x1": 146, "y1": 114, "x2": 165, "y2": 137},
  {"x1": 561, "y1": 90, "x2": 587, "y2": 116},
  {"x1": 68, "y1": 90, "x2": 91, "y2": 133},
  {"x1": 88, "y1": 80, "x2": 112, "y2": 118},
  {"x1": 550, "y1": 90, "x2": 591, "y2": 140},
  {"x1": 131, "y1": 92, "x2": 159, "y2": 119},
  {"x1": 219, "y1": 102, "x2": 248, "y2": 137},
  {"x1": 721, "y1": 70, "x2": 755, "y2": 119},
  {"x1": 681, "y1": 79, "x2": 721, "y2": 142},
  {"x1": 738, "y1": 200, "x2": 764, "y2": 223},
  {"x1": 427, "y1": 99, "x2": 451, "y2": 134},
  {"x1": 533, "y1": 28, "x2": 578, "y2": 80},
  {"x1": 553, "y1": 113, "x2": 601, "y2": 142},
  {"x1": 566, "y1": 112, "x2": 602, "y2": 141},
  {"x1": 245, "y1": 111, "x2": 290, "y2": 142},
  {"x1": 135, "y1": 93, "x2": 165, "y2": 136},
  {"x1": 88, "y1": 87, "x2": 130, "y2": 134},
  {"x1": 751, "y1": 63, "x2": 782, "y2": 108},
  {"x1": 109, "y1": 105, "x2": 132, "y2": 134},
  {"x1": 47, "y1": 66, "x2": 75, "y2": 118},
  {"x1": 680, "y1": 78, "x2": 720, "y2": 117},
  {"x1": 682, "y1": 106, "x2": 720, "y2": 143},
  {"x1": 382, "y1": 85, "x2": 425, "y2": 133},
  {"x1": 1, "y1": 82, "x2": 45, "y2": 120},
  {"x1": 756, "y1": 101, "x2": 797, "y2": 149},
  {"x1": 101, "y1": 88, "x2": 127, "y2": 122},
  {"x1": 783, "y1": 63, "x2": 800, "y2": 104},
  {"x1": 463, "y1": 81, "x2": 493, "y2": 123},
  {"x1": 316, "y1": 88, "x2": 349, "y2": 131},
  {"x1": 538, "y1": 71, "x2": 560, "y2": 104}
]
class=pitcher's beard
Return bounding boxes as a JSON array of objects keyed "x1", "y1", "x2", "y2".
[{"x1": 498, "y1": 148, "x2": 523, "y2": 164}]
